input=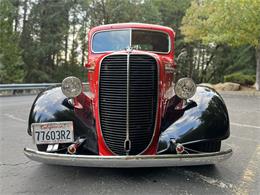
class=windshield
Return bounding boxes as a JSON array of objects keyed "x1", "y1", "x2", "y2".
[{"x1": 92, "y1": 29, "x2": 170, "y2": 53}]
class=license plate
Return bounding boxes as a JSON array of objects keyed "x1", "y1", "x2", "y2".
[{"x1": 32, "y1": 122, "x2": 74, "y2": 144}]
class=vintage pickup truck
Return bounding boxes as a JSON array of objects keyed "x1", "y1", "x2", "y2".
[{"x1": 24, "y1": 23, "x2": 232, "y2": 167}]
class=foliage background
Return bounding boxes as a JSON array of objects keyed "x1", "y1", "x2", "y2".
[{"x1": 0, "y1": 0, "x2": 258, "y2": 89}]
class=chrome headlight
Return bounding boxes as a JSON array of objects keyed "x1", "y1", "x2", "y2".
[
  {"x1": 174, "y1": 78, "x2": 196, "y2": 99},
  {"x1": 61, "y1": 76, "x2": 82, "y2": 98}
]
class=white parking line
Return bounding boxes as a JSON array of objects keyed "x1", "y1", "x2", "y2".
[
  {"x1": 231, "y1": 122, "x2": 260, "y2": 129},
  {"x1": 235, "y1": 145, "x2": 260, "y2": 195},
  {"x1": 3, "y1": 114, "x2": 26, "y2": 122},
  {"x1": 230, "y1": 135, "x2": 259, "y2": 143}
]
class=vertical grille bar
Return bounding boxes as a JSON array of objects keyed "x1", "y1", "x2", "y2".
[
  {"x1": 125, "y1": 52, "x2": 130, "y2": 154},
  {"x1": 99, "y1": 54, "x2": 158, "y2": 155}
]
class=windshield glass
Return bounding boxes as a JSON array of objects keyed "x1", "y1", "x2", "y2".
[
  {"x1": 92, "y1": 30, "x2": 130, "y2": 52},
  {"x1": 92, "y1": 29, "x2": 169, "y2": 53}
]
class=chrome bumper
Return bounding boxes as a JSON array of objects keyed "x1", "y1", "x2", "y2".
[{"x1": 24, "y1": 147, "x2": 232, "y2": 168}]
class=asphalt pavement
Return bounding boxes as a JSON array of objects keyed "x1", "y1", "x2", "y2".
[{"x1": 0, "y1": 94, "x2": 259, "y2": 195}]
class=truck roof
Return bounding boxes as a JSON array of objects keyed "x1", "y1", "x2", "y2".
[{"x1": 89, "y1": 23, "x2": 175, "y2": 37}]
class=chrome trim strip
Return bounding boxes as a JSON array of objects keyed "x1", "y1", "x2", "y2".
[
  {"x1": 130, "y1": 29, "x2": 132, "y2": 49},
  {"x1": 24, "y1": 146, "x2": 232, "y2": 168},
  {"x1": 125, "y1": 50, "x2": 130, "y2": 154},
  {"x1": 87, "y1": 67, "x2": 95, "y2": 72},
  {"x1": 165, "y1": 67, "x2": 175, "y2": 73}
]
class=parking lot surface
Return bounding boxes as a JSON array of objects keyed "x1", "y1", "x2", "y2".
[{"x1": 0, "y1": 94, "x2": 259, "y2": 194}]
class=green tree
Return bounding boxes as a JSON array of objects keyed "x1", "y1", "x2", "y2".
[
  {"x1": 153, "y1": 0, "x2": 191, "y2": 48},
  {"x1": 20, "y1": 0, "x2": 74, "y2": 82},
  {"x1": 181, "y1": 0, "x2": 260, "y2": 90},
  {"x1": 0, "y1": 0, "x2": 24, "y2": 83},
  {"x1": 1, "y1": 0, "x2": 206, "y2": 84},
  {"x1": 87, "y1": 0, "x2": 161, "y2": 27}
]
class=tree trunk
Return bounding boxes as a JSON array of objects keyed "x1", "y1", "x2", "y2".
[
  {"x1": 13, "y1": 0, "x2": 20, "y2": 32},
  {"x1": 22, "y1": 0, "x2": 28, "y2": 29},
  {"x1": 187, "y1": 46, "x2": 193, "y2": 78},
  {"x1": 81, "y1": 29, "x2": 87, "y2": 66},
  {"x1": 65, "y1": 35, "x2": 68, "y2": 65},
  {"x1": 256, "y1": 44, "x2": 260, "y2": 91}
]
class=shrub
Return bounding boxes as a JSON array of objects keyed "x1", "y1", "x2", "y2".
[
  {"x1": 53, "y1": 64, "x2": 88, "y2": 83},
  {"x1": 25, "y1": 69, "x2": 51, "y2": 83},
  {"x1": 224, "y1": 72, "x2": 255, "y2": 85}
]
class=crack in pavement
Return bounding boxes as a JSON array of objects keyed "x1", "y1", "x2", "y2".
[
  {"x1": 0, "y1": 160, "x2": 32, "y2": 167},
  {"x1": 173, "y1": 168, "x2": 237, "y2": 193}
]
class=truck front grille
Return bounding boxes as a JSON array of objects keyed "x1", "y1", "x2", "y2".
[{"x1": 99, "y1": 54, "x2": 158, "y2": 155}]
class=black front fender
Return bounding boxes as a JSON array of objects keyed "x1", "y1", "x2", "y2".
[
  {"x1": 158, "y1": 86, "x2": 230, "y2": 151},
  {"x1": 28, "y1": 86, "x2": 98, "y2": 154}
]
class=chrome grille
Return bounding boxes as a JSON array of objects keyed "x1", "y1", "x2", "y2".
[{"x1": 99, "y1": 54, "x2": 158, "y2": 155}]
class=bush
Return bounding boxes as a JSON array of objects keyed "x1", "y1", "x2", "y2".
[
  {"x1": 53, "y1": 64, "x2": 88, "y2": 83},
  {"x1": 224, "y1": 72, "x2": 255, "y2": 85},
  {"x1": 25, "y1": 69, "x2": 51, "y2": 83}
]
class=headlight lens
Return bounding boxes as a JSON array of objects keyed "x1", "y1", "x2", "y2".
[
  {"x1": 174, "y1": 77, "x2": 196, "y2": 99},
  {"x1": 61, "y1": 76, "x2": 82, "y2": 98}
]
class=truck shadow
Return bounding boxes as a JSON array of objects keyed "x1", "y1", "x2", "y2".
[
  {"x1": 39, "y1": 163, "x2": 220, "y2": 182},
  {"x1": 29, "y1": 163, "x2": 234, "y2": 194}
]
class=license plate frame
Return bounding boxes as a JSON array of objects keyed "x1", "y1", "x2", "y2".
[{"x1": 32, "y1": 121, "x2": 74, "y2": 145}]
